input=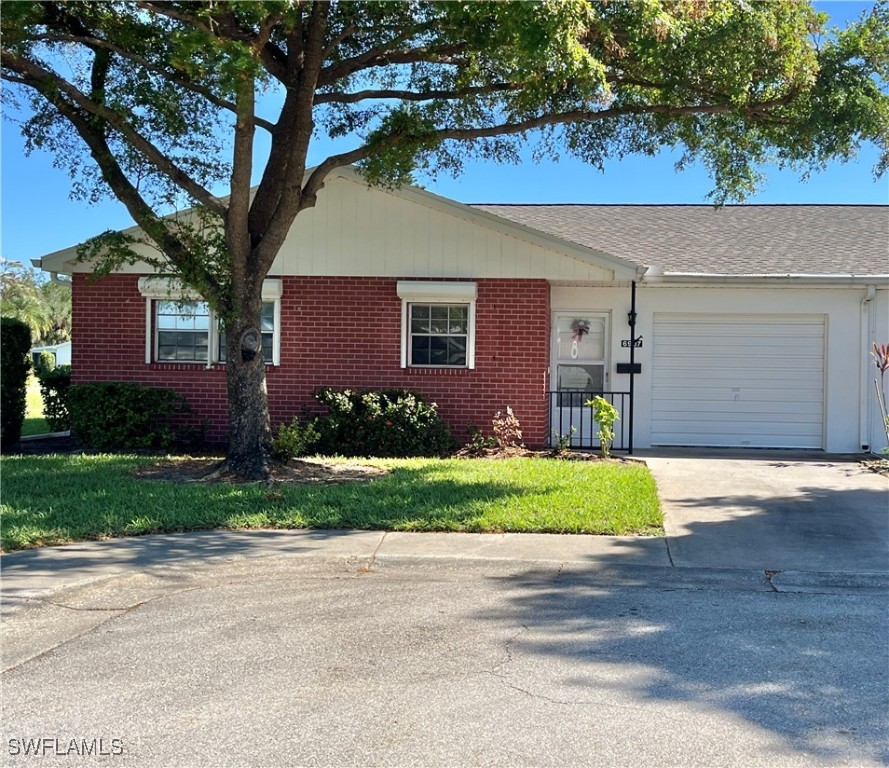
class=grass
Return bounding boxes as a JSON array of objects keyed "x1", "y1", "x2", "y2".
[
  {"x1": 0, "y1": 454, "x2": 663, "y2": 551},
  {"x1": 21, "y1": 375, "x2": 50, "y2": 437}
]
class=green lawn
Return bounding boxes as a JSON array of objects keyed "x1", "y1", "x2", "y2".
[
  {"x1": 0, "y1": 454, "x2": 663, "y2": 551},
  {"x1": 21, "y1": 375, "x2": 50, "y2": 437}
]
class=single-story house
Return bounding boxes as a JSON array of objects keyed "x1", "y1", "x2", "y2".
[
  {"x1": 33, "y1": 167, "x2": 889, "y2": 454},
  {"x1": 30, "y1": 341, "x2": 72, "y2": 368}
]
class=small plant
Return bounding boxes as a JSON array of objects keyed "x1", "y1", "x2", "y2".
[
  {"x1": 36, "y1": 364, "x2": 71, "y2": 432},
  {"x1": 464, "y1": 425, "x2": 497, "y2": 455},
  {"x1": 551, "y1": 426, "x2": 577, "y2": 456},
  {"x1": 872, "y1": 343, "x2": 889, "y2": 452},
  {"x1": 271, "y1": 416, "x2": 321, "y2": 461},
  {"x1": 587, "y1": 395, "x2": 620, "y2": 458},
  {"x1": 1, "y1": 317, "x2": 32, "y2": 449},
  {"x1": 492, "y1": 406, "x2": 523, "y2": 448}
]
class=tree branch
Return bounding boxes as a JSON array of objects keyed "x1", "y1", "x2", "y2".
[
  {"x1": 29, "y1": 32, "x2": 276, "y2": 132},
  {"x1": 315, "y1": 82, "x2": 518, "y2": 105},
  {"x1": 318, "y1": 36, "x2": 465, "y2": 87},
  {"x1": 1, "y1": 51, "x2": 227, "y2": 217},
  {"x1": 300, "y1": 93, "x2": 800, "y2": 203},
  {"x1": 4, "y1": 64, "x2": 224, "y2": 305},
  {"x1": 252, "y1": 1, "x2": 330, "y2": 276}
]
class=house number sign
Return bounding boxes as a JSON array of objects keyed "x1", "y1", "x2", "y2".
[{"x1": 621, "y1": 338, "x2": 643, "y2": 348}]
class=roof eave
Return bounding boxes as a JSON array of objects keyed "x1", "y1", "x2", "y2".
[{"x1": 643, "y1": 272, "x2": 889, "y2": 286}]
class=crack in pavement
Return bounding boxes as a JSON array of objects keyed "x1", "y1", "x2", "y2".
[
  {"x1": 356, "y1": 531, "x2": 388, "y2": 574},
  {"x1": 764, "y1": 569, "x2": 782, "y2": 593},
  {"x1": 2, "y1": 585, "x2": 204, "y2": 674},
  {"x1": 6, "y1": 595, "x2": 148, "y2": 613},
  {"x1": 664, "y1": 536, "x2": 676, "y2": 567},
  {"x1": 490, "y1": 623, "x2": 530, "y2": 675}
]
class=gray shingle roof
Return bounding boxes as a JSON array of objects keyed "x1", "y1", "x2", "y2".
[{"x1": 472, "y1": 204, "x2": 889, "y2": 277}]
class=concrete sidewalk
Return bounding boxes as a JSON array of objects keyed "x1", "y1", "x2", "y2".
[
  {"x1": 2, "y1": 529, "x2": 671, "y2": 603},
  {"x1": 4, "y1": 523, "x2": 888, "y2": 615}
]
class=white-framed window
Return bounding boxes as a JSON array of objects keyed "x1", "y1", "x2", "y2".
[
  {"x1": 397, "y1": 281, "x2": 477, "y2": 369},
  {"x1": 138, "y1": 277, "x2": 282, "y2": 366},
  {"x1": 156, "y1": 300, "x2": 211, "y2": 362}
]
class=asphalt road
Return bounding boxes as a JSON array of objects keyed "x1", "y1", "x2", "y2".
[{"x1": 3, "y1": 555, "x2": 887, "y2": 768}]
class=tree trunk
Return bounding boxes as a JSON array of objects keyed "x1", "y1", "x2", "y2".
[{"x1": 218, "y1": 297, "x2": 273, "y2": 481}]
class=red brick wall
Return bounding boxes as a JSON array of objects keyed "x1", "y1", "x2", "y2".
[{"x1": 72, "y1": 274, "x2": 551, "y2": 447}]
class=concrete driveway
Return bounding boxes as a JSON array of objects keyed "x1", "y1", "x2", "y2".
[{"x1": 641, "y1": 450, "x2": 889, "y2": 574}]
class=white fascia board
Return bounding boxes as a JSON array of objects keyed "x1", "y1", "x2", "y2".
[
  {"x1": 397, "y1": 280, "x2": 477, "y2": 302},
  {"x1": 328, "y1": 166, "x2": 644, "y2": 282},
  {"x1": 642, "y1": 273, "x2": 889, "y2": 287}
]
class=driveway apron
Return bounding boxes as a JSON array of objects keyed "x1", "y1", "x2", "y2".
[{"x1": 640, "y1": 450, "x2": 889, "y2": 573}]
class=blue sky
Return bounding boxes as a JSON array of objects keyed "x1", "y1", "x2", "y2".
[{"x1": 2, "y1": 1, "x2": 886, "y2": 267}]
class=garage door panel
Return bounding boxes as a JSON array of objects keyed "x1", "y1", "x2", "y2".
[
  {"x1": 652, "y1": 382, "x2": 824, "y2": 396},
  {"x1": 652, "y1": 401, "x2": 824, "y2": 417},
  {"x1": 652, "y1": 313, "x2": 824, "y2": 449}
]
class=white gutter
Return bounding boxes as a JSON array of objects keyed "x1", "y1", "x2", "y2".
[
  {"x1": 860, "y1": 285, "x2": 877, "y2": 451},
  {"x1": 641, "y1": 272, "x2": 889, "y2": 287}
]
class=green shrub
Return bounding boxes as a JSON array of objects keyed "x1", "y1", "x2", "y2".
[
  {"x1": 34, "y1": 351, "x2": 56, "y2": 373},
  {"x1": 36, "y1": 365, "x2": 72, "y2": 432},
  {"x1": 68, "y1": 382, "x2": 192, "y2": 450},
  {"x1": 314, "y1": 388, "x2": 454, "y2": 457},
  {"x1": 587, "y1": 395, "x2": 620, "y2": 458},
  {"x1": 271, "y1": 416, "x2": 321, "y2": 461},
  {"x1": 1, "y1": 317, "x2": 32, "y2": 449}
]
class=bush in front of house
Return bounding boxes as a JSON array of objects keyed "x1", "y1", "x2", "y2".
[
  {"x1": 68, "y1": 382, "x2": 193, "y2": 450},
  {"x1": 1, "y1": 317, "x2": 32, "y2": 449},
  {"x1": 271, "y1": 416, "x2": 322, "y2": 461},
  {"x1": 36, "y1": 365, "x2": 72, "y2": 432},
  {"x1": 314, "y1": 387, "x2": 454, "y2": 457}
]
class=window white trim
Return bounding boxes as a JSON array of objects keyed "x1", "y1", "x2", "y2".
[
  {"x1": 397, "y1": 281, "x2": 477, "y2": 369},
  {"x1": 141, "y1": 277, "x2": 283, "y2": 366}
]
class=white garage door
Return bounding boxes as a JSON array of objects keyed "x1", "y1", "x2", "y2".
[{"x1": 652, "y1": 314, "x2": 825, "y2": 448}]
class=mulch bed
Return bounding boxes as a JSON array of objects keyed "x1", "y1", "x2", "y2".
[
  {"x1": 133, "y1": 457, "x2": 389, "y2": 485},
  {"x1": 11, "y1": 434, "x2": 637, "y2": 486},
  {"x1": 452, "y1": 444, "x2": 637, "y2": 463}
]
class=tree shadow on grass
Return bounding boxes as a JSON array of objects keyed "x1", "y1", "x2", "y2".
[{"x1": 0, "y1": 456, "x2": 530, "y2": 552}]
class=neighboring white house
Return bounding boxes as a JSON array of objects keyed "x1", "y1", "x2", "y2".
[{"x1": 30, "y1": 341, "x2": 72, "y2": 368}]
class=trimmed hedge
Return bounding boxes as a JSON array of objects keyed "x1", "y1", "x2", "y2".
[
  {"x1": 68, "y1": 382, "x2": 193, "y2": 450},
  {"x1": 314, "y1": 388, "x2": 454, "y2": 457},
  {"x1": 1, "y1": 317, "x2": 32, "y2": 449},
  {"x1": 37, "y1": 365, "x2": 72, "y2": 432}
]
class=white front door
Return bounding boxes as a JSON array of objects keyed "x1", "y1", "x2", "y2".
[{"x1": 550, "y1": 312, "x2": 609, "y2": 447}]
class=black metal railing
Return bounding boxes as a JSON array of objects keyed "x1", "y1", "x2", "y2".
[{"x1": 547, "y1": 391, "x2": 632, "y2": 453}]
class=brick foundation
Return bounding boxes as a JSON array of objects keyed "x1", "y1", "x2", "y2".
[{"x1": 73, "y1": 274, "x2": 551, "y2": 447}]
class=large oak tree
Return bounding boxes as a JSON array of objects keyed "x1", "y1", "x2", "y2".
[{"x1": 2, "y1": 1, "x2": 887, "y2": 478}]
